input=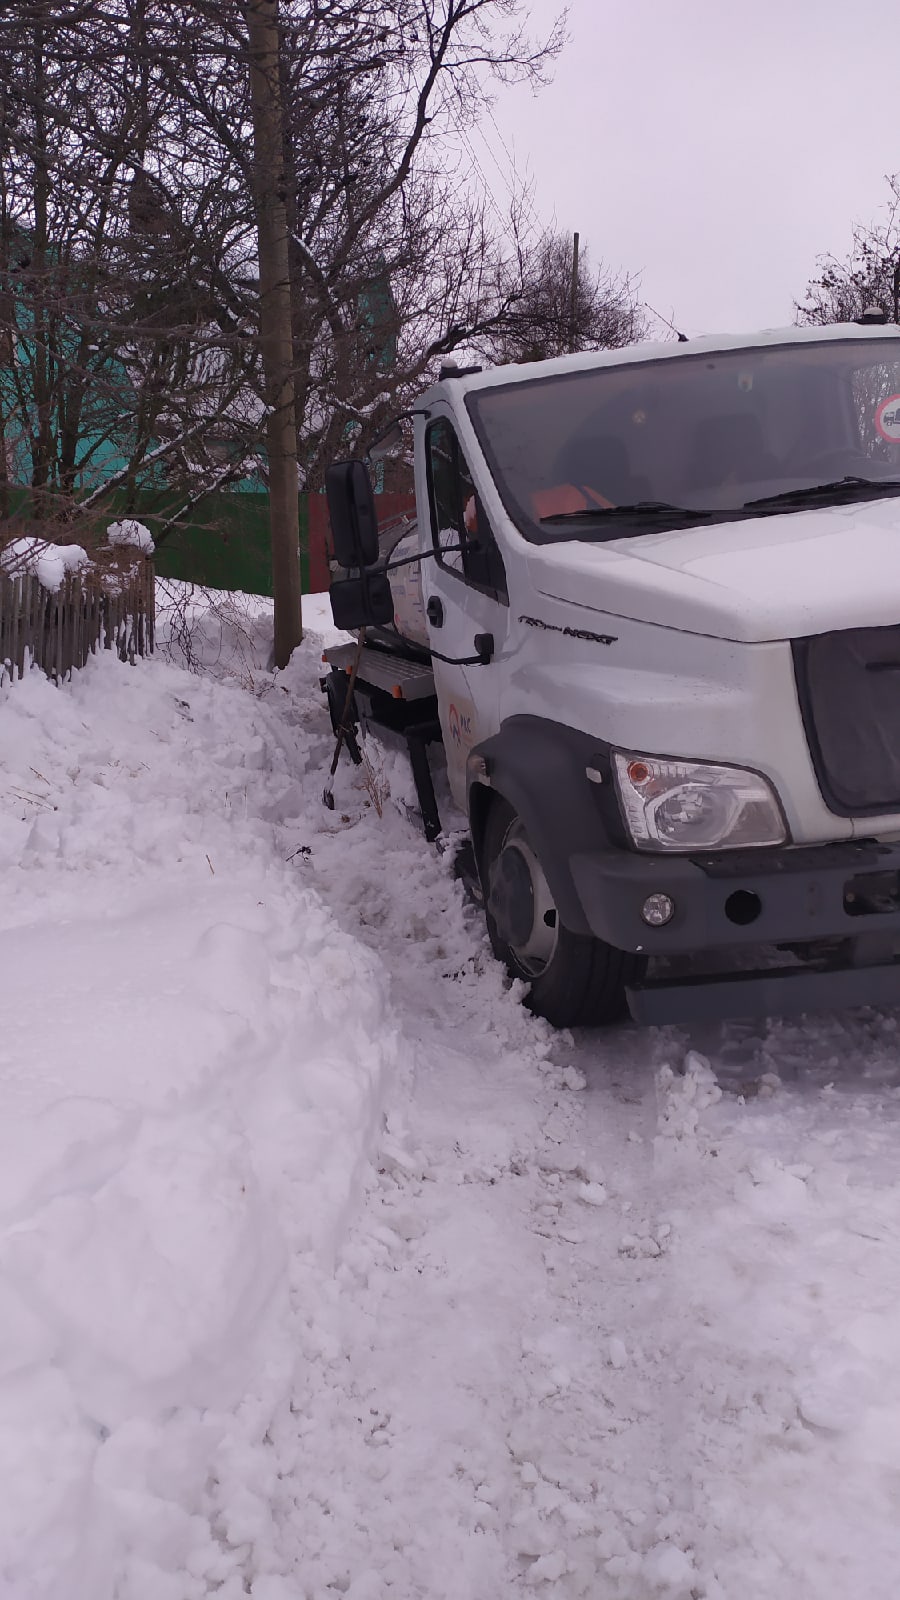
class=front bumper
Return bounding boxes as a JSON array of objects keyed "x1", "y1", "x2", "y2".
[{"x1": 570, "y1": 837, "x2": 900, "y2": 1023}]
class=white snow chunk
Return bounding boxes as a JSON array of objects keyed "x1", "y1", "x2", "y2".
[
  {"x1": 526, "y1": 1550, "x2": 568, "y2": 1584},
  {"x1": 24, "y1": 813, "x2": 61, "y2": 856},
  {"x1": 1, "y1": 535, "x2": 89, "y2": 591},
  {"x1": 642, "y1": 1540, "x2": 697, "y2": 1591},
  {"x1": 107, "y1": 518, "x2": 155, "y2": 554},
  {"x1": 560, "y1": 1064, "x2": 586, "y2": 1090},
  {"x1": 608, "y1": 1336, "x2": 629, "y2": 1369},
  {"x1": 241, "y1": 735, "x2": 268, "y2": 770}
]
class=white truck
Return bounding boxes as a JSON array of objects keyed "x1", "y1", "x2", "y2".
[{"x1": 322, "y1": 319, "x2": 900, "y2": 1029}]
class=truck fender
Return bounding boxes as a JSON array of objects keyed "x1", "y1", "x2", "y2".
[{"x1": 467, "y1": 716, "x2": 623, "y2": 938}]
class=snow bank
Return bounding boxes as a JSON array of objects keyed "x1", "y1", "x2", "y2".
[
  {"x1": 0, "y1": 619, "x2": 398, "y2": 1598},
  {"x1": 155, "y1": 582, "x2": 346, "y2": 683}
]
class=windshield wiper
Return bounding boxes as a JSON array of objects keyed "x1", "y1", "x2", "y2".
[
  {"x1": 540, "y1": 500, "x2": 712, "y2": 526},
  {"x1": 744, "y1": 475, "x2": 900, "y2": 511}
]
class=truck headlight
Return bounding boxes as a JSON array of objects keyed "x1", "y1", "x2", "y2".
[{"x1": 612, "y1": 751, "x2": 787, "y2": 852}]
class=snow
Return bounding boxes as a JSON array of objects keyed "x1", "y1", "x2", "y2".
[
  {"x1": 106, "y1": 518, "x2": 155, "y2": 555},
  {"x1": 0, "y1": 537, "x2": 89, "y2": 592},
  {"x1": 0, "y1": 522, "x2": 151, "y2": 600},
  {"x1": 4, "y1": 581, "x2": 900, "y2": 1597}
]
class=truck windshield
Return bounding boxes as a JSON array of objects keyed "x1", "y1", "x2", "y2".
[{"x1": 465, "y1": 337, "x2": 900, "y2": 542}]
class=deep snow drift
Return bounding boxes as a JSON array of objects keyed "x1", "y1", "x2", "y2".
[{"x1": 2, "y1": 585, "x2": 900, "y2": 1599}]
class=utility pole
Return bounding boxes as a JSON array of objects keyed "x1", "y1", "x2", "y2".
[
  {"x1": 245, "y1": 0, "x2": 303, "y2": 666},
  {"x1": 568, "y1": 231, "x2": 580, "y2": 353}
]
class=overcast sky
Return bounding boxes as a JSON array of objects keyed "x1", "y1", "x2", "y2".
[{"x1": 483, "y1": 0, "x2": 899, "y2": 338}]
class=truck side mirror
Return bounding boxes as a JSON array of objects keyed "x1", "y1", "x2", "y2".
[
  {"x1": 329, "y1": 571, "x2": 394, "y2": 631},
  {"x1": 368, "y1": 420, "x2": 404, "y2": 460},
  {"x1": 325, "y1": 459, "x2": 379, "y2": 568}
]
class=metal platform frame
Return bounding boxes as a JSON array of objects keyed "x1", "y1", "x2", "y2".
[{"x1": 322, "y1": 641, "x2": 444, "y2": 842}]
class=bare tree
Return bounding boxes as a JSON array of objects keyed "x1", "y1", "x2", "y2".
[
  {"x1": 0, "y1": 1, "x2": 260, "y2": 551},
  {"x1": 0, "y1": 0, "x2": 643, "y2": 665},
  {"x1": 273, "y1": 0, "x2": 569, "y2": 480},
  {"x1": 798, "y1": 175, "x2": 900, "y2": 326},
  {"x1": 9, "y1": 0, "x2": 570, "y2": 643},
  {"x1": 478, "y1": 228, "x2": 645, "y2": 366}
]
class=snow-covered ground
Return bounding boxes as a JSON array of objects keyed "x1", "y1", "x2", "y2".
[{"x1": 3, "y1": 584, "x2": 900, "y2": 1599}]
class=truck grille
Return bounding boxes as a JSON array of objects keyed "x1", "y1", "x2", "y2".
[{"x1": 793, "y1": 625, "x2": 900, "y2": 815}]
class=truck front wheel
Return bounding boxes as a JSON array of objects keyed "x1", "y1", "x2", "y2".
[{"x1": 481, "y1": 797, "x2": 638, "y2": 1028}]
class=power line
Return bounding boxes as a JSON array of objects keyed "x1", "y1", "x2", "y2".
[
  {"x1": 445, "y1": 99, "x2": 546, "y2": 252},
  {"x1": 484, "y1": 105, "x2": 542, "y2": 236},
  {"x1": 445, "y1": 108, "x2": 513, "y2": 240}
]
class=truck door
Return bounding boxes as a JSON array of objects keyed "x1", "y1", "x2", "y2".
[{"x1": 420, "y1": 414, "x2": 509, "y2": 809}]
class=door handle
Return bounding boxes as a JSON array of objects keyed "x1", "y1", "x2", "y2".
[{"x1": 426, "y1": 596, "x2": 444, "y2": 627}]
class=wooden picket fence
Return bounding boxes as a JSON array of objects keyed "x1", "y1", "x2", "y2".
[{"x1": 0, "y1": 561, "x2": 155, "y2": 687}]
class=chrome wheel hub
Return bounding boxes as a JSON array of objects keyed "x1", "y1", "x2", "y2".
[{"x1": 488, "y1": 820, "x2": 559, "y2": 976}]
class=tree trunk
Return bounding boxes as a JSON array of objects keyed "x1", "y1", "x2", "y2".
[
  {"x1": 31, "y1": 9, "x2": 54, "y2": 513},
  {"x1": 245, "y1": 0, "x2": 302, "y2": 666}
]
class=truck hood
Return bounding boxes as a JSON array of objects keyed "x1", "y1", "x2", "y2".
[{"x1": 526, "y1": 496, "x2": 900, "y2": 643}]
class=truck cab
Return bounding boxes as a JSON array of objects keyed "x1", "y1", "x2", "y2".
[{"x1": 324, "y1": 323, "x2": 900, "y2": 1028}]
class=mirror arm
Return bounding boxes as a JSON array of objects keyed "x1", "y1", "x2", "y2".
[{"x1": 382, "y1": 544, "x2": 463, "y2": 574}]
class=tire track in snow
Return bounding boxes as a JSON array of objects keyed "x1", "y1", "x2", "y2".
[{"x1": 237, "y1": 685, "x2": 694, "y2": 1597}]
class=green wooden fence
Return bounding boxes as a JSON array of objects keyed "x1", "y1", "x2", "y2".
[
  {"x1": 0, "y1": 489, "x2": 318, "y2": 598},
  {"x1": 1, "y1": 485, "x2": 415, "y2": 603},
  {"x1": 131, "y1": 492, "x2": 316, "y2": 597}
]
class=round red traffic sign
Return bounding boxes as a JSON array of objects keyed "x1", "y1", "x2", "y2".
[{"x1": 875, "y1": 393, "x2": 900, "y2": 441}]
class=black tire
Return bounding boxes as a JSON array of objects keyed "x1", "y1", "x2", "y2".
[{"x1": 481, "y1": 796, "x2": 642, "y2": 1028}]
